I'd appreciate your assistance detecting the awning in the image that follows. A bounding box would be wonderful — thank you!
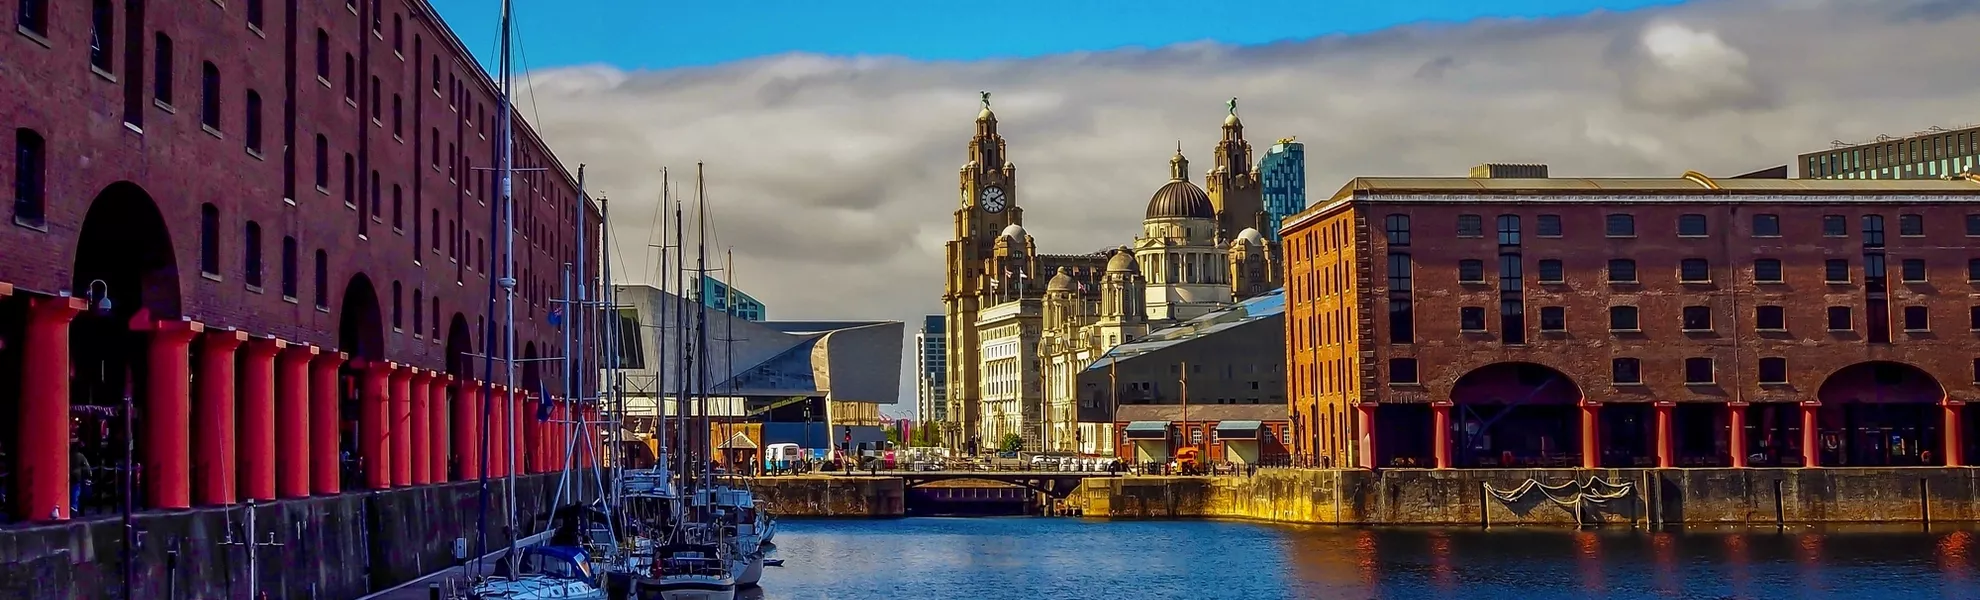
[1215,420,1263,440]
[1124,421,1169,440]
[717,432,759,450]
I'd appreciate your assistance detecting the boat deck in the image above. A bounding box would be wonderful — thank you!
[357,531,555,600]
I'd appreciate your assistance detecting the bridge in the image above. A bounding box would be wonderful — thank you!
[820,470,1121,500]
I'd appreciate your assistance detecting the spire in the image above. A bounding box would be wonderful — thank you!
[1169,142,1189,182]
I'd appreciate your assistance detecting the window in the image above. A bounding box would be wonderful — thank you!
[370,0,381,32]
[1680,305,1713,331]
[1863,215,1885,247]
[314,250,329,308]
[1971,258,1980,282]
[1826,306,1852,331]
[1754,258,1783,283]
[1608,259,1637,283]
[392,185,403,229]
[13,128,46,225]
[90,0,114,70]
[1611,358,1641,385]
[245,90,263,152]
[1609,305,1639,331]
[369,170,381,217]
[391,281,402,330]
[1387,253,1411,292]
[342,154,355,205]
[392,94,403,137]
[430,297,440,337]
[1498,254,1523,291]
[153,33,174,104]
[1460,307,1486,331]
[344,53,357,101]
[1458,259,1485,283]
[393,14,403,53]
[1900,214,1924,237]
[1752,214,1780,237]
[1822,215,1847,237]
[1605,214,1635,237]
[281,237,298,298]
[431,209,441,251]
[314,135,329,188]
[1967,214,1980,237]
[1903,306,1929,331]
[1456,214,1482,238]
[1539,306,1565,331]
[248,0,264,29]
[200,62,221,129]
[412,289,423,336]
[1758,358,1787,384]
[1496,215,1521,245]
[1684,357,1714,384]
[1538,259,1563,283]
[432,56,441,92]
[1825,259,1850,283]
[1901,258,1926,282]
[243,221,263,287]
[430,128,439,166]
[1389,359,1418,385]
[199,204,220,275]
[316,30,331,80]
[1971,306,1980,331]
[1679,258,1710,283]
[17,0,47,35]
[1537,214,1562,237]
[1756,305,1786,330]
[1384,214,1410,246]
[370,76,381,121]
[1678,214,1708,237]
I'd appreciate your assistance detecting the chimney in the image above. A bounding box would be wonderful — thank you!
[1469,163,1549,179]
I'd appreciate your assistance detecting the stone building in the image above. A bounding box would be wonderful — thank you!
[943,96,1282,453]
[1282,166,1980,470]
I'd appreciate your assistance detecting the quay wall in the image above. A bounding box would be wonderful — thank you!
[1077,468,1980,526]
[749,476,905,518]
[0,474,583,600]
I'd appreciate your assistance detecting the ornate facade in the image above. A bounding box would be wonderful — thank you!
[943,96,1283,453]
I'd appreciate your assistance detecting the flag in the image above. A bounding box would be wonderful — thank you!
[1016,269,1029,279]
[990,278,1001,289]
[547,306,564,327]
[1003,268,1012,279]
[1076,281,1087,293]
[536,380,553,422]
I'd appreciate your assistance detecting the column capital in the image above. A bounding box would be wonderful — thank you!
[1430,401,1453,408]
[1800,400,1822,407]
[1728,401,1751,408]
[244,335,287,358]
[28,294,86,322]
[1356,402,1380,409]
[153,319,206,343]
[0,281,14,297]
[1944,399,1966,407]
[1653,401,1676,408]
[280,343,321,364]
[201,327,249,349]
[1580,400,1602,408]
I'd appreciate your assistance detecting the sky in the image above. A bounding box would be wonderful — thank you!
[430,0,1980,419]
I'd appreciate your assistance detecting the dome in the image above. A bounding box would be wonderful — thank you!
[978,107,995,121]
[1046,267,1076,292]
[1236,228,1264,245]
[1145,180,1214,220]
[1224,113,1241,127]
[1000,224,1027,240]
[1106,247,1139,272]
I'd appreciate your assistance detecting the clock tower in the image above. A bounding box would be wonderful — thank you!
[942,93,1021,452]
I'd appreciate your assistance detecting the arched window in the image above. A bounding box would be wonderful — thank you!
[430,297,440,337]
[13,128,46,225]
[392,184,403,230]
[315,29,330,79]
[343,53,355,101]
[17,0,47,36]
[244,221,263,287]
[281,236,298,298]
[200,62,221,129]
[391,281,403,330]
[343,153,355,206]
[153,33,174,104]
[246,0,264,29]
[313,249,329,308]
[90,0,114,70]
[369,170,381,217]
[412,289,423,337]
[245,90,263,152]
[199,204,221,275]
[370,76,380,121]
[392,14,403,54]
[391,94,402,137]
[314,134,329,188]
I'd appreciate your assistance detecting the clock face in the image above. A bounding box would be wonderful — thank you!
[980,186,1007,213]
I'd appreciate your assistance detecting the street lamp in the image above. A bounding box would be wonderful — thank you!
[85,279,113,316]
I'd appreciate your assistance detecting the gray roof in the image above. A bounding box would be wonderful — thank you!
[1086,287,1286,372]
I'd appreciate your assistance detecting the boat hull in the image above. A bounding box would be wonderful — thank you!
[732,553,764,587]
[633,578,736,600]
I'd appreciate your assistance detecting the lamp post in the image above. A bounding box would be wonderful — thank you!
[83,280,135,600]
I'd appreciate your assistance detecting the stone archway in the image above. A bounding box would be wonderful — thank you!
[336,274,385,489]
[445,313,475,380]
[1815,361,1947,466]
[1448,362,1584,468]
[67,181,183,512]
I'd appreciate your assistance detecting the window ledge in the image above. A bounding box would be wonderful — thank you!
[372,118,382,127]
[1681,328,1714,333]
[1756,328,1788,333]
[1902,280,1926,285]
[1679,280,1712,285]
[154,99,177,114]
[247,24,266,39]
[1826,281,1851,285]
[318,76,332,89]
[1684,381,1716,387]
[245,284,264,294]
[345,97,359,108]
[1609,280,1640,285]
[1903,328,1931,333]
[282,295,298,304]
[1613,382,1645,387]
[1678,234,1708,239]
[90,66,117,83]
[202,124,224,139]
[283,196,296,206]
[1610,328,1643,333]
[123,121,144,135]
[247,148,265,161]
[1606,235,1638,239]
[1825,329,1853,333]
[17,26,50,48]
[1751,234,1782,239]
[316,305,330,313]
[13,215,49,231]
[201,272,223,282]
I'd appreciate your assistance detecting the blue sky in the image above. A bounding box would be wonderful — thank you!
[430,0,1684,72]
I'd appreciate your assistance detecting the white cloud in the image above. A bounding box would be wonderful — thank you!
[513,0,1980,415]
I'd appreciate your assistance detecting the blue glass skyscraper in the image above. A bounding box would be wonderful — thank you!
[1258,139,1306,241]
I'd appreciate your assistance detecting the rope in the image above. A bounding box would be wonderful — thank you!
[1484,477,1634,508]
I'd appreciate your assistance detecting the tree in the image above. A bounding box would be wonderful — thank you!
[998,433,1024,454]
[886,427,903,447]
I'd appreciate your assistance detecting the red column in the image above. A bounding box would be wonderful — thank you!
[455,382,483,479]
[430,374,452,483]
[145,320,202,509]
[1944,399,1965,468]
[16,296,84,521]
[390,367,415,487]
[410,370,432,485]
[1431,401,1452,469]
[276,344,317,498]
[584,405,600,467]
[360,361,393,490]
[1356,402,1378,469]
[1727,402,1748,468]
[523,395,542,473]
[238,337,284,501]
[309,352,347,495]
[1579,401,1601,470]
[489,386,509,477]
[1800,401,1821,467]
[194,329,246,506]
[1654,401,1674,469]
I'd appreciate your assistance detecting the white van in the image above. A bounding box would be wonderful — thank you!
[764,443,802,473]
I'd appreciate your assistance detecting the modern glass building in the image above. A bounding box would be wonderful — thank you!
[916,315,948,426]
[1800,124,1980,180]
[689,275,767,321]
[1259,138,1307,241]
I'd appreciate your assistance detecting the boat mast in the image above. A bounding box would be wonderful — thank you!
[495,0,521,568]
[694,162,711,492]
[560,166,588,509]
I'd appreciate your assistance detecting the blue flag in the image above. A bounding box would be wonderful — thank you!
[547,306,564,327]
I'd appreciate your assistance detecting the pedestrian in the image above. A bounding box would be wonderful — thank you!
[71,440,91,516]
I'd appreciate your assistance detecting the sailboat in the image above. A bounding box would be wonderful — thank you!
[464,0,605,597]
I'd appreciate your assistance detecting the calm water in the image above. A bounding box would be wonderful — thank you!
[744,518,1980,600]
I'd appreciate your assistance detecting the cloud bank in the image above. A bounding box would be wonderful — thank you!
[514,0,1980,413]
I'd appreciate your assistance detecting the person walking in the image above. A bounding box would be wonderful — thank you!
[70,439,91,516]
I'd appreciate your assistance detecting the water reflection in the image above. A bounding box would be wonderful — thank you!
[755,519,1980,600]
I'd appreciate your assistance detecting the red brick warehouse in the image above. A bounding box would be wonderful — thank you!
[1283,165,1980,471]
[0,0,604,523]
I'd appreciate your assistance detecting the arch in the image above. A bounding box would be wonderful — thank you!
[1816,361,1946,405]
[1449,362,1583,406]
[1813,361,1947,467]
[68,181,183,511]
[522,342,542,393]
[445,313,474,379]
[337,274,385,360]
[1448,362,1585,468]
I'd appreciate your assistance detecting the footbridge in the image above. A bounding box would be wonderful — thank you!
[822,470,1121,500]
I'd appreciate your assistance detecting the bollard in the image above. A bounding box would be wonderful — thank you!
[430,582,442,600]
